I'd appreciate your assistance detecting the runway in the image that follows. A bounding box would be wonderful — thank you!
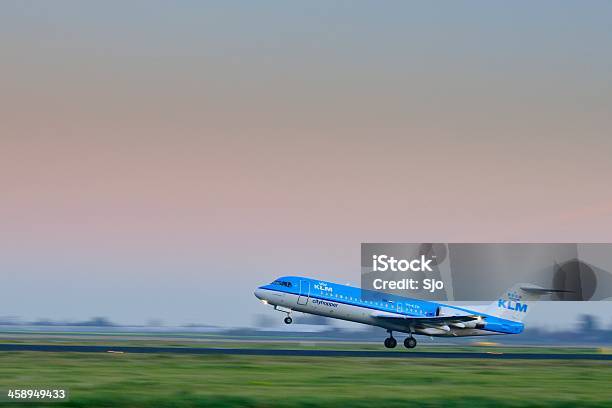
[0,344,610,360]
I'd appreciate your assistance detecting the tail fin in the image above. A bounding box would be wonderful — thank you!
[485,284,571,322]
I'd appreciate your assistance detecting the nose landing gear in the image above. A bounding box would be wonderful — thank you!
[273,305,293,325]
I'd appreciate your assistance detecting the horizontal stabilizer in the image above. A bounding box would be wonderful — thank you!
[519,286,574,295]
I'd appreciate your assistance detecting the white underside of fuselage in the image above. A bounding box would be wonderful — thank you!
[259,288,497,337]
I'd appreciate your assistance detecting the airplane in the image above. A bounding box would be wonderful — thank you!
[254,276,564,349]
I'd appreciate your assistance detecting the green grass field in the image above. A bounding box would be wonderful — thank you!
[1,351,611,407]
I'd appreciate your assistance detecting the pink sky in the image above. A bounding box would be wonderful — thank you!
[1,2,611,326]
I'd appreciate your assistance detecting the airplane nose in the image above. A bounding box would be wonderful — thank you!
[254,288,264,300]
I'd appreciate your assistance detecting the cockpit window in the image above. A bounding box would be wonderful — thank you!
[271,280,292,288]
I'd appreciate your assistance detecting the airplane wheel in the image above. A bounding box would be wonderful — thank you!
[384,337,397,348]
[284,316,292,324]
[404,337,417,349]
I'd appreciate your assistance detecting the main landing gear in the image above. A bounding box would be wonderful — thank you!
[284,316,293,324]
[384,330,397,348]
[383,330,417,349]
[404,335,417,349]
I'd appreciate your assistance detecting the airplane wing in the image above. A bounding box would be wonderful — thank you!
[371,311,480,326]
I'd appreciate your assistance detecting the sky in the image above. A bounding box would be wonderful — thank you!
[1,1,612,328]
